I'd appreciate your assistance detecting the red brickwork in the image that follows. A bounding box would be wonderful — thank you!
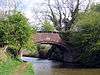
[34,32,64,45]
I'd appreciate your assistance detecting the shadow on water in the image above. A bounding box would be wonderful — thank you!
[22,57,100,75]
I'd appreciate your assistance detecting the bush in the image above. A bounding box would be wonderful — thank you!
[71,10,100,65]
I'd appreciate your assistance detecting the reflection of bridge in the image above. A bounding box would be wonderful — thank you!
[34,32,65,46]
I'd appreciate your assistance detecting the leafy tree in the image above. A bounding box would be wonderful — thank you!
[0,11,36,56]
[91,4,100,12]
[0,20,6,43]
[7,12,35,51]
[32,0,92,31]
[42,20,55,31]
[70,4,100,65]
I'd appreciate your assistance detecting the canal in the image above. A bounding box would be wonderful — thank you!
[22,57,100,75]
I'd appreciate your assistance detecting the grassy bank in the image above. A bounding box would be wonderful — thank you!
[0,59,21,75]
[0,59,34,75]
[0,47,8,64]
[20,63,34,75]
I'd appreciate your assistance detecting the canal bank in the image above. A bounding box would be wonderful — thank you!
[0,59,34,75]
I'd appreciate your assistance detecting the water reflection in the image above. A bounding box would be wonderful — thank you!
[22,57,100,75]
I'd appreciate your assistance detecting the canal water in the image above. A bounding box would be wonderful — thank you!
[22,57,100,75]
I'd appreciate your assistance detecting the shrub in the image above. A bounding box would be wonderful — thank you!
[71,10,100,65]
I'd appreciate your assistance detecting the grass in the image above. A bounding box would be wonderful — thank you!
[0,59,21,75]
[0,47,34,75]
[21,63,34,75]
[0,59,34,75]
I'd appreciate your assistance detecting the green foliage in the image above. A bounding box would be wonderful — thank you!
[91,4,100,12]
[60,31,72,43]
[70,5,100,64]
[0,20,8,43]
[7,12,34,50]
[0,11,36,51]
[42,20,55,31]
[0,59,21,75]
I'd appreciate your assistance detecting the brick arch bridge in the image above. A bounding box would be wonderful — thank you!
[34,31,66,47]
[33,31,75,62]
[32,31,78,62]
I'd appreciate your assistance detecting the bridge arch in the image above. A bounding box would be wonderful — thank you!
[34,32,66,47]
[33,32,73,62]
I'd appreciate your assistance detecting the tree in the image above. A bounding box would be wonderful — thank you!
[48,0,93,31]
[70,4,100,65]
[0,20,7,44]
[32,0,92,31]
[0,0,23,18]
[7,12,34,51]
[91,4,100,12]
[0,11,35,58]
[41,20,55,31]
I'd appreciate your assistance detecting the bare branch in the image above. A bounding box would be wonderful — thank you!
[31,0,92,31]
[84,0,91,12]
[48,0,60,30]
[56,0,62,28]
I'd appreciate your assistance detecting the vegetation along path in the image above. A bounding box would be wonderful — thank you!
[12,62,34,75]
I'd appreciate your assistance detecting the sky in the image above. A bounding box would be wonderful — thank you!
[19,0,46,24]
[94,0,100,3]
[0,0,100,24]
[20,0,100,23]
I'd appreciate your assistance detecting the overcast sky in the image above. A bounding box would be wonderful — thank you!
[0,0,100,24]
[20,0,100,23]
